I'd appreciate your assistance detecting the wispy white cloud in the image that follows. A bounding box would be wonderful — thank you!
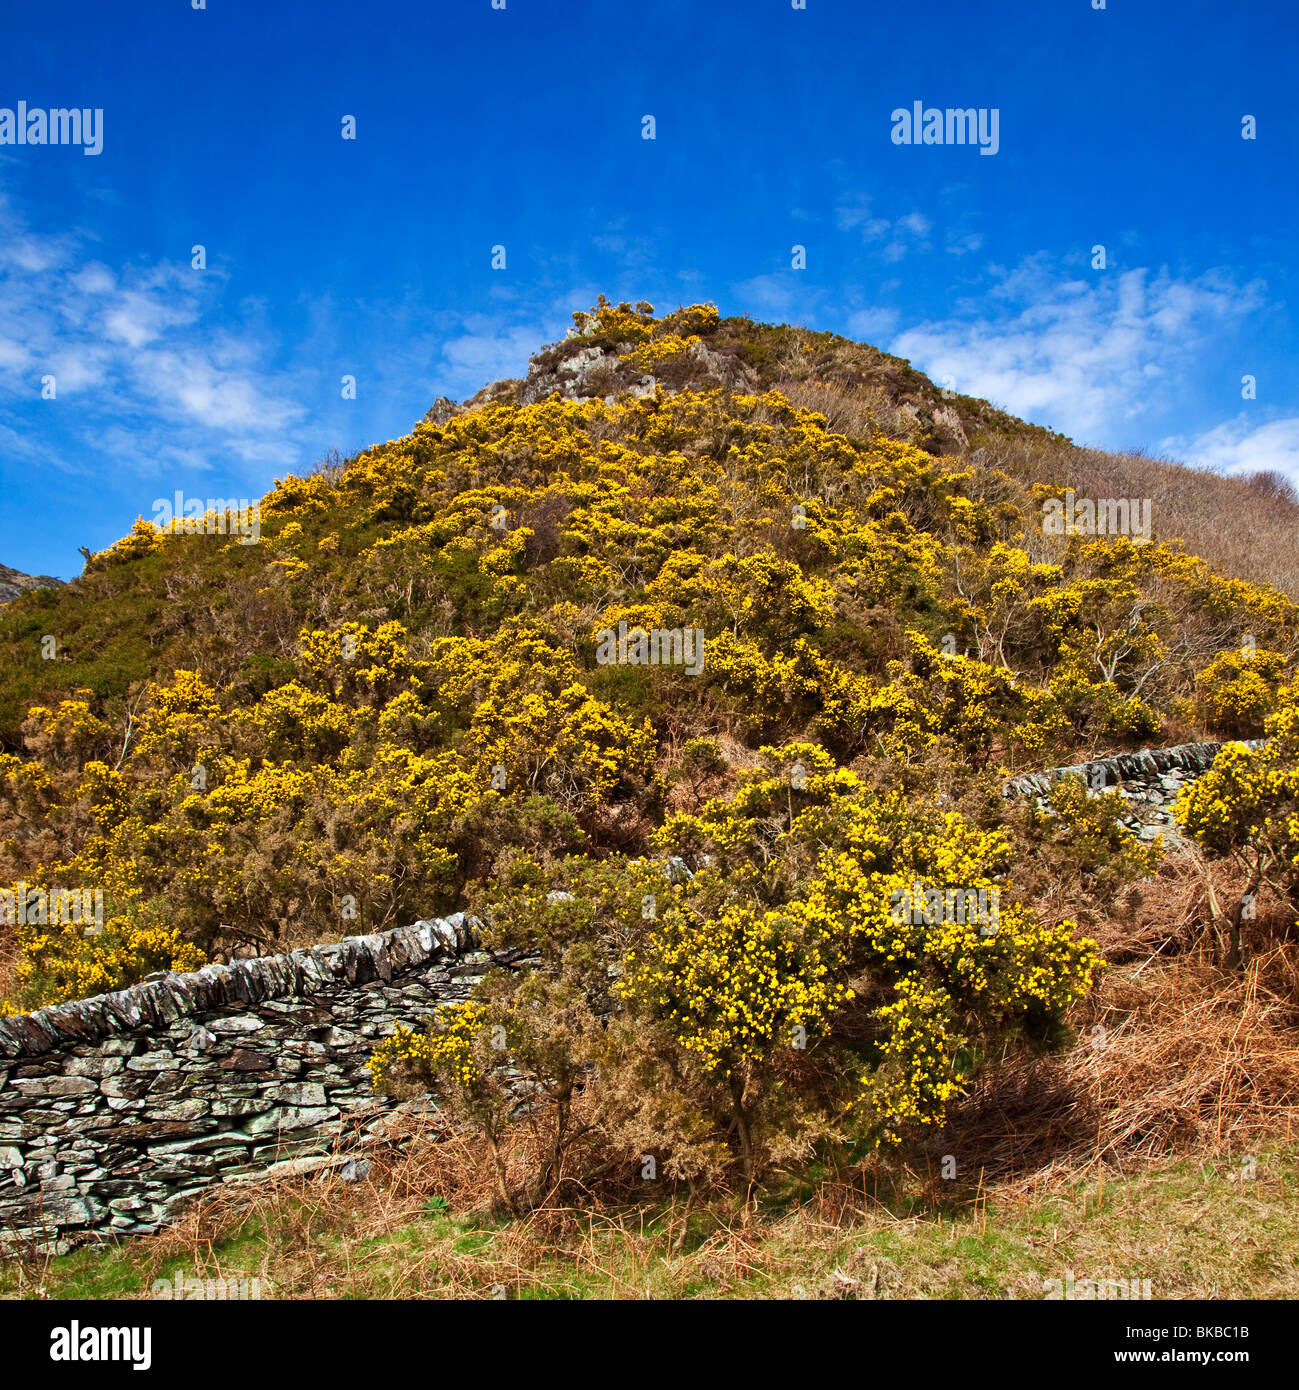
[888,261,1265,442]
[730,273,806,321]
[102,284,196,349]
[131,345,303,439]
[1163,414,1299,480]
[946,230,983,257]
[845,307,900,342]
[0,197,307,473]
[835,197,933,261]
[437,317,547,391]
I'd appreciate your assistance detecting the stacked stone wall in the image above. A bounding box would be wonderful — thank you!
[0,916,486,1254]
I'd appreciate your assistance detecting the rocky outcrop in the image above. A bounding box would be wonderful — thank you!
[0,915,500,1255]
[516,333,756,408]
[421,396,460,426]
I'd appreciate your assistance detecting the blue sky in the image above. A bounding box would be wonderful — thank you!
[1,0,1296,580]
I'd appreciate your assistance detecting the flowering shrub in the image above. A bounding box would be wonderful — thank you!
[368,1006,487,1095]
[620,333,700,375]
[621,747,1104,1161]
[367,967,604,1214]
[1022,773,1163,902]
[1176,680,1299,964]
[11,908,205,1006]
[1195,647,1288,736]
[619,902,851,1076]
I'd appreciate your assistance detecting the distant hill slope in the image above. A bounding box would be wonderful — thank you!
[0,563,65,606]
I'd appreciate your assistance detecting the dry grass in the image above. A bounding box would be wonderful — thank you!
[0,929,18,1007]
[770,377,923,445]
[930,857,1299,1184]
[8,1123,1297,1300]
[763,370,1299,597]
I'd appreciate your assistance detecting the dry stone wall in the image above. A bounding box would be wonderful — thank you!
[1002,739,1266,840]
[0,914,494,1255]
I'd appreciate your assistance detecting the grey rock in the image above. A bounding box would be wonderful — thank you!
[107,1195,148,1213]
[183,1026,217,1053]
[100,1076,150,1099]
[39,1195,103,1226]
[126,1051,177,1072]
[209,1098,273,1119]
[267,1083,326,1107]
[63,1056,124,1079]
[206,1015,266,1035]
[11,1076,97,1099]
[243,1105,338,1136]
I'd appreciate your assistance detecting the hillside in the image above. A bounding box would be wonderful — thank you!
[2,299,1298,990]
[3,301,1299,1265]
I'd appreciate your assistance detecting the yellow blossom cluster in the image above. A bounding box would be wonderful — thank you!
[9,911,205,1007]
[619,903,852,1075]
[366,1004,489,1093]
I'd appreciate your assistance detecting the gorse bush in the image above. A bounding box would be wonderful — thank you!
[1176,678,1299,965]
[1195,646,1288,737]
[368,746,1106,1197]
[6,911,204,1009]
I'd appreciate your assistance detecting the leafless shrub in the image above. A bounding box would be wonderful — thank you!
[309,447,348,487]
